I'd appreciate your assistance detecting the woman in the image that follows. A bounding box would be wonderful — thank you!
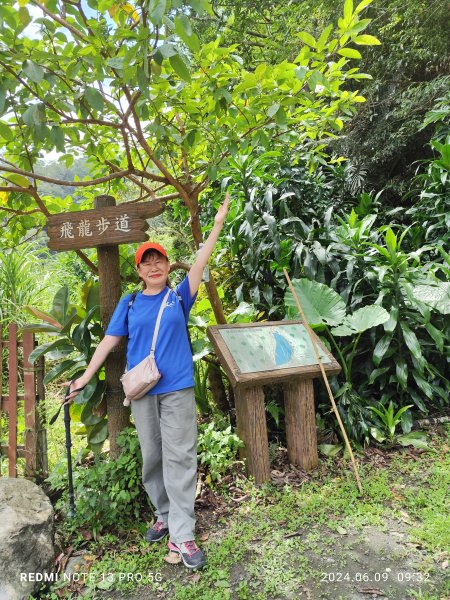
[64,193,229,570]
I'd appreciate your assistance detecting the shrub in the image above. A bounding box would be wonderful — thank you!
[197,420,244,483]
[48,427,147,538]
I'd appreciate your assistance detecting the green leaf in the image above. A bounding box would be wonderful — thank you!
[344,305,389,333]
[383,305,398,333]
[28,339,73,364]
[397,432,429,449]
[297,31,317,48]
[369,426,385,443]
[284,278,346,326]
[412,282,450,314]
[174,13,192,37]
[373,333,392,366]
[385,227,397,254]
[50,126,65,152]
[395,358,408,390]
[87,419,108,445]
[424,322,444,352]
[106,57,125,69]
[157,43,177,58]
[148,0,167,26]
[330,324,354,337]
[337,48,362,59]
[169,54,191,82]
[319,444,343,457]
[7,173,31,187]
[22,104,45,126]
[412,372,434,399]
[355,0,373,14]
[22,60,45,83]
[74,376,98,404]
[343,0,353,21]
[353,34,381,45]
[84,87,104,112]
[400,322,423,362]
[51,286,70,325]
[267,102,280,118]
[0,121,13,141]
[43,359,79,384]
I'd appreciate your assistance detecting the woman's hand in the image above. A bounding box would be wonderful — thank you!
[60,376,88,404]
[214,191,229,228]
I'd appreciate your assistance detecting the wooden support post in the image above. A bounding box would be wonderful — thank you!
[23,331,37,478]
[36,355,48,478]
[94,195,129,458]
[8,324,18,477]
[234,386,270,484]
[284,379,318,470]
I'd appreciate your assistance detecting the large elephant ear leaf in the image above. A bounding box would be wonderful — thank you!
[284,278,346,326]
[412,282,450,314]
[344,305,390,333]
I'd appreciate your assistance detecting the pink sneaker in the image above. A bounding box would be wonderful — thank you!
[144,520,169,542]
[168,540,206,569]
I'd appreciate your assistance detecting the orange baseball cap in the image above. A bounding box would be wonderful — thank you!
[135,242,168,266]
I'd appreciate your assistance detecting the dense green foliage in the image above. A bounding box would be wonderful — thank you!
[25,282,109,449]
[47,427,146,537]
[197,0,450,197]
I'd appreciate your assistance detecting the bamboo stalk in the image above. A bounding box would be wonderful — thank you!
[283,268,363,494]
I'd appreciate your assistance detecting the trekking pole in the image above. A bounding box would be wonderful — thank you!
[283,268,363,494]
[63,401,76,518]
[50,380,84,517]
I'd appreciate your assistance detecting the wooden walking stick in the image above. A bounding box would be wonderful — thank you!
[283,268,363,494]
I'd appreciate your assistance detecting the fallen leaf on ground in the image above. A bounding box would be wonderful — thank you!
[188,573,201,583]
[164,551,181,565]
[357,587,386,596]
[336,526,348,535]
[198,532,209,541]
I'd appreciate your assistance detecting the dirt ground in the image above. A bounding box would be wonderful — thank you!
[94,513,448,600]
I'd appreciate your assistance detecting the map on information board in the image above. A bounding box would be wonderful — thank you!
[220,323,331,374]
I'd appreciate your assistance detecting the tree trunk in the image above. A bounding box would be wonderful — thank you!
[94,195,130,458]
[207,361,230,414]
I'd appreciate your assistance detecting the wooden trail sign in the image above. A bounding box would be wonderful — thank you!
[208,320,341,484]
[47,199,164,250]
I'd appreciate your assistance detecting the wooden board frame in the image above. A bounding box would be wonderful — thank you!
[207,320,341,388]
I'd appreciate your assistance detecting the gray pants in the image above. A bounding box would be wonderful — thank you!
[131,387,197,544]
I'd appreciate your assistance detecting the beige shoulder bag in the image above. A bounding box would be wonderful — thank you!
[121,288,171,407]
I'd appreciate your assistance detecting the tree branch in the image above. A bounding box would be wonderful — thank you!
[128,107,191,204]
[0,163,131,188]
[75,249,99,275]
[61,117,122,128]
[30,0,88,42]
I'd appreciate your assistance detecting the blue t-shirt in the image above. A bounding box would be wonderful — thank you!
[106,276,197,395]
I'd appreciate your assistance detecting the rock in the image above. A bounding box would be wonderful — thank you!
[0,478,55,600]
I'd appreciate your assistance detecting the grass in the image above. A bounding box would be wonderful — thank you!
[33,424,449,600]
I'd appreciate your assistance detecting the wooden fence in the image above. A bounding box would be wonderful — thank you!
[0,323,48,479]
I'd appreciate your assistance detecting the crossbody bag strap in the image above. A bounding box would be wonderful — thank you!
[150,288,171,355]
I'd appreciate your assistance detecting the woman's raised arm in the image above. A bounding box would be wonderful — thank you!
[188,192,229,297]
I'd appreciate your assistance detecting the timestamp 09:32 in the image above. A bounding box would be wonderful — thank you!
[320,571,431,583]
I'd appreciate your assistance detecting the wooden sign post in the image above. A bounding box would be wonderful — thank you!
[46,196,164,456]
[207,321,341,484]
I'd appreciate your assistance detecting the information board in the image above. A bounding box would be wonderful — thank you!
[207,320,341,387]
[220,323,331,373]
